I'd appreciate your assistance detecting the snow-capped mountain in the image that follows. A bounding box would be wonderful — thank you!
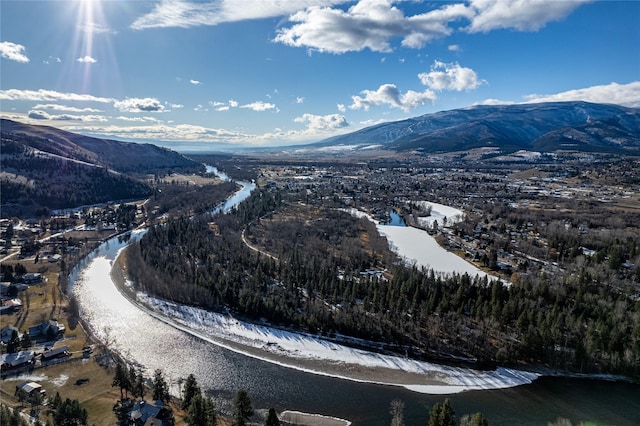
[313,102,640,155]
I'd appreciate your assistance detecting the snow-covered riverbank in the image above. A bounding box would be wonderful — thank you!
[133,291,538,394]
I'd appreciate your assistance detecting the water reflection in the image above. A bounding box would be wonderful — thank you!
[381,211,407,227]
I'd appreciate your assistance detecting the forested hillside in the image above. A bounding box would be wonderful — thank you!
[1,139,152,217]
[1,119,203,175]
[125,187,640,377]
[0,121,210,217]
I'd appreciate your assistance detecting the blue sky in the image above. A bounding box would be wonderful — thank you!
[1,0,639,149]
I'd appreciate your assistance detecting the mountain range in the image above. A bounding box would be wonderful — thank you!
[1,119,201,175]
[314,101,640,155]
[1,119,203,217]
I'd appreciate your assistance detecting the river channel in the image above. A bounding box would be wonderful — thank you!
[69,173,640,425]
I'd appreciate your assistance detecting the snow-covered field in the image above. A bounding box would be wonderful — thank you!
[136,293,538,394]
[415,201,465,229]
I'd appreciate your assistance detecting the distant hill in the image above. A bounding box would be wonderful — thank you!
[0,119,204,217]
[313,102,640,156]
[0,119,203,175]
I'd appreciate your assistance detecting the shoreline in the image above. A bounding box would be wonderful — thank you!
[110,251,449,388]
[108,247,540,394]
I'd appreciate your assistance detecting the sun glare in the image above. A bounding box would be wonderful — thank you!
[62,0,121,95]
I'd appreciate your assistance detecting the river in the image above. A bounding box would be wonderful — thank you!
[69,173,640,425]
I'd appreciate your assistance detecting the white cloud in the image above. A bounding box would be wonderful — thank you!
[27,110,51,120]
[294,113,349,132]
[476,98,515,106]
[116,116,163,123]
[131,0,345,30]
[274,0,473,54]
[448,44,461,51]
[28,110,107,122]
[43,56,62,64]
[190,79,202,85]
[524,81,640,108]
[350,83,436,112]
[466,0,592,33]
[240,101,277,111]
[0,89,114,103]
[64,122,248,144]
[476,81,640,108]
[209,101,230,111]
[131,0,591,54]
[76,55,97,63]
[337,103,346,112]
[273,0,589,54]
[33,104,102,113]
[348,61,481,112]
[296,97,304,104]
[78,22,116,34]
[418,61,484,91]
[359,118,390,126]
[114,97,166,112]
[228,99,239,107]
[0,41,30,63]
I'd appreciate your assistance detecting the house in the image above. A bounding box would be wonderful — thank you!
[41,345,70,362]
[0,324,21,344]
[21,273,43,285]
[28,320,65,338]
[0,298,22,314]
[0,350,35,371]
[130,400,172,426]
[15,381,46,398]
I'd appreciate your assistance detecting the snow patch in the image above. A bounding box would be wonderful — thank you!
[51,374,69,387]
[135,293,538,393]
[415,201,464,228]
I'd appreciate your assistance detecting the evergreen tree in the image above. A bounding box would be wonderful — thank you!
[233,389,254,426]
[49,391,62,410]
[128,365,138,398]
[20,333,31,349]
[30,390,44,417]
[113,399,131,426]
[460,412,489,426]
[186,393,216,426]
[53,398,88,426]
[152,369,170,404]
[133,370,146,399]
[427,399,455,426]
[181,373,200,410]
[440,398,456,426]
[264,408,279,426]
[112,362,130,399]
